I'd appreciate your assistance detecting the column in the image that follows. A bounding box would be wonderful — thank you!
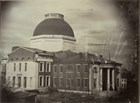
[100,68,102,91]
[112,69,115,90]
[89,67,92,93]
[107,69,110,91]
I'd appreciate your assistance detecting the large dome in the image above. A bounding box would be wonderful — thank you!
[33,13,74,37]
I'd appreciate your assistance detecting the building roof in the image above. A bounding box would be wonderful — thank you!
[53,50,78,62]
[54,52,99,64]
[98,55,122,65]
[33,13,74,37]
[11,46,53,56]
[53,51,122,66]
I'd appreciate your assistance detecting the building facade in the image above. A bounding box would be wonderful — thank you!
[6,47,53,90]
[52,52,122,93]
[5,13,122,93]
[1,58,7,85]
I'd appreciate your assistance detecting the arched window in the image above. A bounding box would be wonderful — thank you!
[94,67,98,73]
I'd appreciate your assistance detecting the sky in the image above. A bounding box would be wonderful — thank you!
[0,0,137,67]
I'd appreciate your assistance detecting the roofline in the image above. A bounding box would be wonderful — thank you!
[8,46,36,56]
[100,62,122,66]
[53,60,92,64]
[30,35,76,41]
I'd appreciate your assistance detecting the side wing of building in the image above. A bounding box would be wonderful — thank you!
[6,47,53,90]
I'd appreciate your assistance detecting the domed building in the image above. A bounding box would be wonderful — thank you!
[30,13,76,52]
[5,13,122,94]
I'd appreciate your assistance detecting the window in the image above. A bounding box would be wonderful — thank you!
[18,77,21,87]
[121,84,124,88]
[67,65,73,72]
[60,66,63,72]
[76,65,80,73]
[54,66,57,72]
[46,76,50,86]
[77,78,80,86]
[54,78,57,86]
[30,77,32,87]
[66,79,70,87]
[39,76,43,87]
[124,79,127,82]
[117,78,119,86]
[22,58,24,61]
[59,78,63,87]
[84,65,88,73]
[19,63,21,71]
[94,79,97,88]
[27,57,30,60]
[44,62,46,72]
[25,63,27,71]
[14,63,16,71]
[84,79,88,87]
[124,84,127,88]
[71,79,73,86]
[94,67,98,73]
[11,58,13,61]
[40,62,43,72]
[24,77,27,88]
[13,77,15,87]
[46,63,50,72]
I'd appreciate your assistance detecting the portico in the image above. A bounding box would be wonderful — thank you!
[100,64,116,91]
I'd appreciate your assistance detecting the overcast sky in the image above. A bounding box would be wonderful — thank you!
[0,0,135,67]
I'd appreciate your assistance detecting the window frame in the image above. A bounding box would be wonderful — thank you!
[18,77,21,87]
[94,67,98,73]
[39,62,44,72]
[77,78,80,86]
[13,76,15,87]
[76,64,81,73]
[46,76,50,86]
[14,63,16,71]
[84,64,88,73]
[54,65,57,72]
[19,63,21,71]
[25,63,27,71]
[46,63,50,72]
[24,77,27,88]
[53,77,57,86]
[59,77,63,87]
[30,77,32,87]
[94,78,97,88]
[39,76,44,87]
[66,79,70,87]
[60,65,63,73]
[84,78,88,87]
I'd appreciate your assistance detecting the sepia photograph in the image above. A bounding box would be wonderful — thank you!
[0,0,139,103]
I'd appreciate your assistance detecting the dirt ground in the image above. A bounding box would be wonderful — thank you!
[35,92,129,103]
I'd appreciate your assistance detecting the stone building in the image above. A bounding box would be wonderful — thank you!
[5,13,122,93]
[1,58,7,85]
[52,52,122,93]
[6,47,53,90]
